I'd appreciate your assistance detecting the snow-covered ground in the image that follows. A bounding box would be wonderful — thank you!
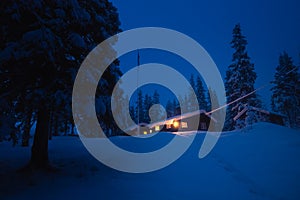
[1,123,300,199]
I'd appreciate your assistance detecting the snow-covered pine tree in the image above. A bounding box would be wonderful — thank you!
[152,90,160,105]
[195,75,208,111]
[245,106,256,128]
[149,90,165,122]
[143,94,153,123]
[207,87,225,131]
[129,105,136,124]
[166,100,173,118]
[0,0,121,168]
[207,87,217,112]
[172,98,179,115]
[135,90,144,123]
[0,98,18,144]
[187,74,198,112]
[164,98,179,118]
[271,52,300,128]
[297,55,300,127]
[183,95,189,114]
[224,24,261,130]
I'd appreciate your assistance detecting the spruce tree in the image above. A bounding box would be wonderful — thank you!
[195,76,208,111]
[172,98,179,115]
[135,90,144,123]
[129,105,136,124]
[149,90,164,122]
[0,0,121,168]
[166,100,173,118]
[152,90,160,105]
[224,24,260,130]
[188,74,198,111]
[297,55,300,127]
[143,94,153,123]
[271,52,299,128]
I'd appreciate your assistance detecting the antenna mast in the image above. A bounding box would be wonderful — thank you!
[137,50,140,134]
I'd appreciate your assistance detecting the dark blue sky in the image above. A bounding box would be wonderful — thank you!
[110,0,300,108]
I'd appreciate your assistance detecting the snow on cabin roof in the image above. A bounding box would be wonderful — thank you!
[233,105,287,121]
[233,107,248,121]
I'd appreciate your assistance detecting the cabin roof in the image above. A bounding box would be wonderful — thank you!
[233,105,287,121]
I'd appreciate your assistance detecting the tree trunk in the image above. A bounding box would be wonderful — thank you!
[30,105,50,168]
[48,110,53,140]
[22,110,32,147]
[53,113,59,136]
[71,122,75,135]
[64,119,68,136]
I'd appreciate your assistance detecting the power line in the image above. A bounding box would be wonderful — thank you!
[208,65,299,114]
[207,84,269,114]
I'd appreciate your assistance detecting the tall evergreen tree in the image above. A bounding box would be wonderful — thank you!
[188,74,198,111]
[135,90,144,123]
[129,105,136,123]
[152,90,160,105]
[271,52,300,128]
[206,88,212,112]
[149,90,164,122]
[183,95,189,113]
[207,87,225,131]
[297,55,300,127]
[195,75,208,111]
[143,94,153,123]
[166,100,173,118]
[165,98,179,118]
[224,24,261,130]
[0,0,121,168]
[172,98,179,115]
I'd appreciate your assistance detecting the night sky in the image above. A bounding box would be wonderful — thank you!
[110,0,300,108]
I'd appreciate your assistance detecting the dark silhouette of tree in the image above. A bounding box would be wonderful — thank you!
[143,94,153,123]
[0,0,121,169]
[195,75,208,111]
[224,24,261,130]
[129,105,136,124]
[166,100,173,118]
[152,90,160,105]
[173,98,179,115]
[135,90,144,123]
[188,74,198,111]
[271,52,300,128]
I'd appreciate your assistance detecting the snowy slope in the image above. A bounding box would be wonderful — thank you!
[0,123,300,200]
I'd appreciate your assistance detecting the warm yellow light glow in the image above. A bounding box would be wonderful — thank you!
[173,121,179,128]
[155,125,160,131]
[143,131,147,135]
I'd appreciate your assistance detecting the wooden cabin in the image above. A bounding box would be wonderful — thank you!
[148,110,216,133]
[233,105,286,126]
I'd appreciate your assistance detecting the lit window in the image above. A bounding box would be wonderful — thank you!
[155,126,160,131]
[143,131,147,135]
[173,121,179,128]
[181,122,188,128]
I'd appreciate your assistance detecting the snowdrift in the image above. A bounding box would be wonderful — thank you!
[0,122,300,199]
